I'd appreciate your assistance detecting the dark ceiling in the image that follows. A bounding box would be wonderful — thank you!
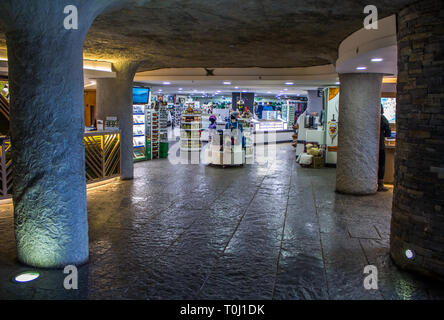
[0,0,416,72]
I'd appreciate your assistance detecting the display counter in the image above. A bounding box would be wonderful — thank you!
[0,131,121,200]
[206,129,253,166]
[251,119,293,144]
[84,131,121,183]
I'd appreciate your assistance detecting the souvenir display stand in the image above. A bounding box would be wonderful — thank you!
[180,109,202,164]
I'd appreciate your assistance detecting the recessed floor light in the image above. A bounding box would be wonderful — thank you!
[14,272,40,283]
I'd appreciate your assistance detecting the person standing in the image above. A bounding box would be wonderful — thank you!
[378,105,392,192]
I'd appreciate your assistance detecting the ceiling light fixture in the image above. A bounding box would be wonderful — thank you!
[285,82,294,85]
[223,82,231,85]
[371,58,384,62]
[356,66,367,70]
[163,82,171,85]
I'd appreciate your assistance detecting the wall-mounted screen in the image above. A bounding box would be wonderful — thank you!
[133,87,150,104]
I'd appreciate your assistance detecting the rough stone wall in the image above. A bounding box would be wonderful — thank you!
[97,61,139,180]
[336,73,383,195]
[390,0,444,279]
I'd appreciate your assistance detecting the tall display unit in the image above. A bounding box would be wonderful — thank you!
[132,87,150,161]
[180,108,202,164]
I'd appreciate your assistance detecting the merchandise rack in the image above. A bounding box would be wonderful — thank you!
[180,112,202,163]
[133,104,147,161]
[150,110,160,159]
[159,106,168,142]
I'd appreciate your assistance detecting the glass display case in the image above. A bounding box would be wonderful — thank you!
[251,119,288,132]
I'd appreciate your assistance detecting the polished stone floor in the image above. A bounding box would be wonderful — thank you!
[0,144,443,300]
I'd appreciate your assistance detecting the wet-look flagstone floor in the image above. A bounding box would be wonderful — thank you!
[0,144,443,299]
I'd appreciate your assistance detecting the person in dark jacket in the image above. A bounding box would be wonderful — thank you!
[378,105,392,192]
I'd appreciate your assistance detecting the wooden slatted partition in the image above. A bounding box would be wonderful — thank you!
[0,95,9,121]
[0,132,121,200]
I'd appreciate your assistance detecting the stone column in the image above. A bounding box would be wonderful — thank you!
[390,0,444,279]
[336,73,383,195]
[96,61,139,180]
[0,0,116,268]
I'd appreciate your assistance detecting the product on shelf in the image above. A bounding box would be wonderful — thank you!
[180,111,202,162]
[133,104,147,161]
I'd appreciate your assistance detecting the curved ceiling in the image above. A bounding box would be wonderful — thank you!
[0,0,415,72]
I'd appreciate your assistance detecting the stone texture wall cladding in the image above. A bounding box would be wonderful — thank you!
[336,73,383,195]
[97,61,139,181]
[390,0,444,280]
[0,0,120,268]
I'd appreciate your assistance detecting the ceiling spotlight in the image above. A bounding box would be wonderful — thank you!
[223,82,231,85]
[371,58,384,62]
[234,87,239,89]
[163,82,171,85]
[356,66,367,70]
[285,82,294,85]
[14,272,40,283]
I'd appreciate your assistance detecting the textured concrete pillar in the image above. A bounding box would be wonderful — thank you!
[307,90,323,114]
[96,61,139,180]
[0,0,116,268]
[336,73,383,195]
[390,0,444,280]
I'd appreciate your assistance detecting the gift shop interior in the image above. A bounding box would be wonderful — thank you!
[1,1,443,301]
[80,76,397,174]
